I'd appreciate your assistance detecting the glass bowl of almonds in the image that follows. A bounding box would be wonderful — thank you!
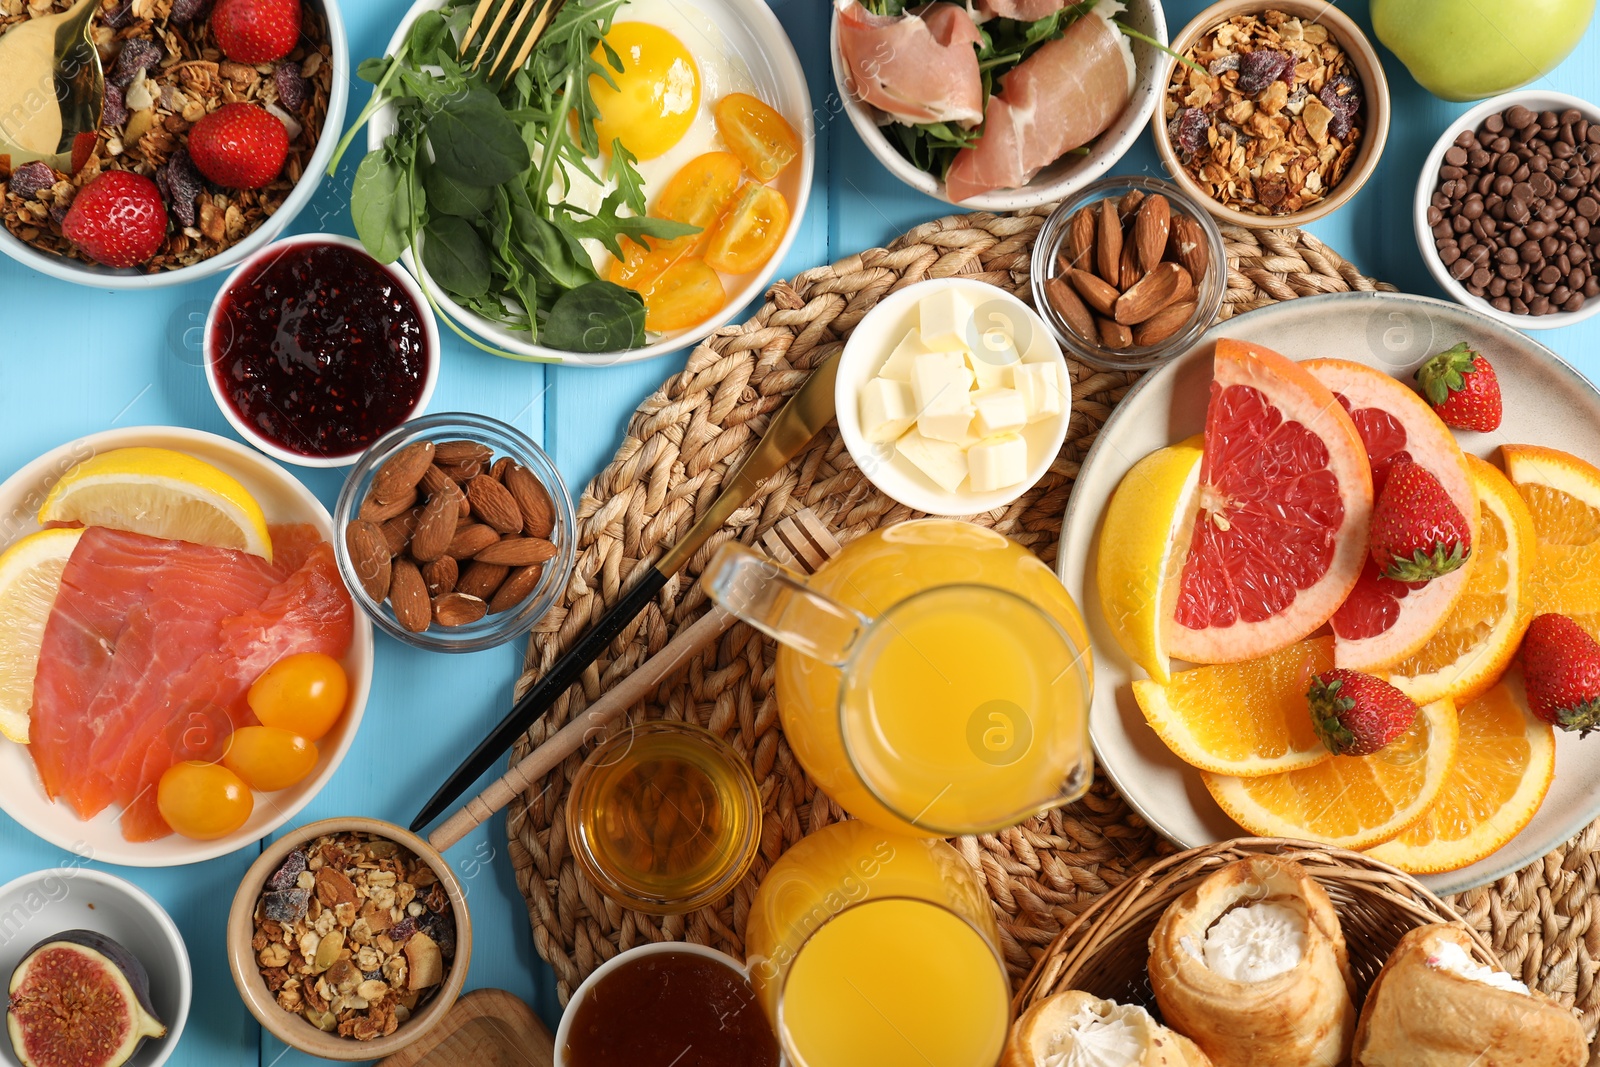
[334,412,577,653]
[1032,175,1227,371]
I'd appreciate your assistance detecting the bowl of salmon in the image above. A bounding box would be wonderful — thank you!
[0,426,374,867]
[830,0,1168,210]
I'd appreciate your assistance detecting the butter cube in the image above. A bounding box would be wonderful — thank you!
[966,329,1021,389]
[1011,361,1065,424]
[859,378,916,444]
[897,431,969,493]
[911,351,976,443]
[972,387,1027,438]
[968,434,1029,492]
[879,330,934,382]
[919,289,976,352]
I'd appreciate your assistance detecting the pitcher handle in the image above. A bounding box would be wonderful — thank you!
[701,542,867,667]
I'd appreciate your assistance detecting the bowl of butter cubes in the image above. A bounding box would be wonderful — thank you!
[834,277,1073,516]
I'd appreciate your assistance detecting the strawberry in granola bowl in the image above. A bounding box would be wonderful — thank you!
[0,0,347,287]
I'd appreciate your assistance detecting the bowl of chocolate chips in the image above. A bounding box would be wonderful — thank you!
[1416,90,1600,330]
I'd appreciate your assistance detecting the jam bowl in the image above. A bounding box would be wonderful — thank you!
[204,233,440,468]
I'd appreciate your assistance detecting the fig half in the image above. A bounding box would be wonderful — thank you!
[6,930,166,1067]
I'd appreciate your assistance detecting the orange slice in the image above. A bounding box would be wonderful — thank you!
[1501,443,1600,637]
[1303,359,1477,671]
[1165,339,1373,664]
[1132,637,1333,776]
[1367,670,1553,874]
[1203,696,1458,850]
[1385,456,1535,707]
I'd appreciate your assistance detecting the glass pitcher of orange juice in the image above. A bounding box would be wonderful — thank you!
[746,819,1011,1067]
[702,518,1093,837]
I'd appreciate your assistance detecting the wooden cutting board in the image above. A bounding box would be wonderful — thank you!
[378,988,556,1067]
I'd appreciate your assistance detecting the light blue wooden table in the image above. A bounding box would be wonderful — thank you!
[1,1,1597,1063]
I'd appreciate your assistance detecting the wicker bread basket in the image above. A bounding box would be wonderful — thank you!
[1012,838,1499,1016]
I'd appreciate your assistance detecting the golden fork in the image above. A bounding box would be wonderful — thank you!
[458,0,566,79]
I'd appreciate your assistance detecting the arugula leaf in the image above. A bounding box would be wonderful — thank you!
[607,139,649,216]
[428,90,531,186]
[423,216,493,299]
[555,192,699,259]
[543,281,646,352]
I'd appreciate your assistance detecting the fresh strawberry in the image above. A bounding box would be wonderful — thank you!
[1521,614,1600,736]
[188,103,289,189]
[1369,460,1473,582]
[1307,668,1419,756]
[1415,343,1503,432]
[60,170,168,268]
[210,0,301,64]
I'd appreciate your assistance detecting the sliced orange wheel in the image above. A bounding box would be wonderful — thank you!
[1501,443,1600,637]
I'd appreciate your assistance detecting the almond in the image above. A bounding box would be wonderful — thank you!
[1168,214,1210,284]
[1044,276,1096,341]
[1117,188,1146,224]
[358,487,416,524]
[1063,206,1096,272]
[433,440,493,467]
[344,521,391,602]
[1169,264,1195,307]
[1134,194,1171,275]
[489,564,544,614]
[1097,316,1133,350]
[388,558,431,633]
[433,593,487,628]
[1114,262,1188,325]
[474,537,558,567]
[409,491,459,563]
[457,561,509,600]
[419,465,455,498]
[446,523,501,560]
[1133,300,1199,347]
[504,463,556,538]
[1119,237,1143,291]
[466,475,524,535]
[422,555,458,598]
[491,456,512,483]
[438,458,488,484]
[1095,197,1122,285]
[380,509,420,556]
[1070,268,1121,317]
[369,441,435,505]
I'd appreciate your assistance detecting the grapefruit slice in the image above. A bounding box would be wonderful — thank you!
[1303,359,1478,671]
[1164,340,1374,664]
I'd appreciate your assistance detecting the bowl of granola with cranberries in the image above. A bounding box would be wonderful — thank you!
[0,0,346,287]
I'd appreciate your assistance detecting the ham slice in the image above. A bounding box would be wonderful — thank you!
[836,0,984,126]
[943,9,1134,202]
[975,0,1069,20]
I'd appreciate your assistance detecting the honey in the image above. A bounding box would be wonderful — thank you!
[566,720,761,914]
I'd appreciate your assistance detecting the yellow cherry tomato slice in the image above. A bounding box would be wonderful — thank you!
[641,257,725,332]
[222,726,319,792]
[609,235,698,291]
[157,761,254,841]
[248,652,349,742]
[714,93,800,182]
[652,151,744,236]
[704,184,790,276]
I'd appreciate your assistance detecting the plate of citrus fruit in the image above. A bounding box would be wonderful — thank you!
[0,427,373,866]
[1061,291,1600,894]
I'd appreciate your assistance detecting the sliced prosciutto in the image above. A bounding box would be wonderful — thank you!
[975,0,1070,20]
[836,0,984,126]
[943,7,1135,202]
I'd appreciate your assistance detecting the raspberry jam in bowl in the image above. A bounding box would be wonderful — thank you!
[205,234,439,468]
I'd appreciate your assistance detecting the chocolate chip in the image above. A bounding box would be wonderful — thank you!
[1507,105,1536,129]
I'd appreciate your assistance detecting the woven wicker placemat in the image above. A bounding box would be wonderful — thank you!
[504,206,1600,1036]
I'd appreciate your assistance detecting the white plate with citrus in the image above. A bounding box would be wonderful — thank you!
[0,427,373,867]
[1060,291,1600,895]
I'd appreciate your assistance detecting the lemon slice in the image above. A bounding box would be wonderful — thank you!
[39,447,271,560]
[1097,437,1202,683]
[0,528,85,744]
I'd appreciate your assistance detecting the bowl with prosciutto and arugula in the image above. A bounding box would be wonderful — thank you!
[832,0,1167,210]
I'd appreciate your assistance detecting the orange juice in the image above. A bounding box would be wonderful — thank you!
[746,821,1010,1067]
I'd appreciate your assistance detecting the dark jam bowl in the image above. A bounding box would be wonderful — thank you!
[205,234,439,468]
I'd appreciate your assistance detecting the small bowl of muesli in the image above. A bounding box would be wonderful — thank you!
[0,0,347,288]
[1153,1,1390,228]
[226,817,471,1061]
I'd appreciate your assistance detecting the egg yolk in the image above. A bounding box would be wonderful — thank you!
[589,22,700,161]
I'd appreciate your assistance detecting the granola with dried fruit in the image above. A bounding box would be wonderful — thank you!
[0,0,331,272]
[1164,10,1363,217]
[254,831,456,1041]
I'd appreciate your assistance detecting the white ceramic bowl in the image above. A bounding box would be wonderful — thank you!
[835,277,1070,516]
[553,942,750,1067]
[0,426,374,866]
[0,0,349,290]
[367,0,813,366]
[204,233,440,468]
[1414,89,1600,331]
[830,0,1166,211]
[0,868,191,1067]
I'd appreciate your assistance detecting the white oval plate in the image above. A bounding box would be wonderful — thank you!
[0,427,374,867]
[367,0,813,366]
[1058,291,1600,896]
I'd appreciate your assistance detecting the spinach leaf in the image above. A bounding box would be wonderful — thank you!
[543,281,645,353]
[407,10,451,63]
[427,89,531,187]
[351,148,413,263]
[423,216,493,299]
[357,56,392,85]
[423,162,496,217]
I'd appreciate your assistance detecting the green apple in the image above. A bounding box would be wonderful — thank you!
[1371,0,1596,102]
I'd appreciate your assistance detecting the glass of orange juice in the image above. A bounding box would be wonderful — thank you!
[746,820,1010,1067]
[702,518,1093,836]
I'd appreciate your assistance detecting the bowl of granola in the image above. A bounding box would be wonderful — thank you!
[0,0,347,288]
[1153,2,1390,228]
[226,818,470,1061]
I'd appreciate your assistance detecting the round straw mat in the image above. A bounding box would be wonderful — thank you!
[505,206,1600,1037]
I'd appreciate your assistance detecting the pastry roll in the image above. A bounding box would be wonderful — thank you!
[1352,924,1586,1066]
[1147,856,1356,1067]
[1001,991,1212,1067]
